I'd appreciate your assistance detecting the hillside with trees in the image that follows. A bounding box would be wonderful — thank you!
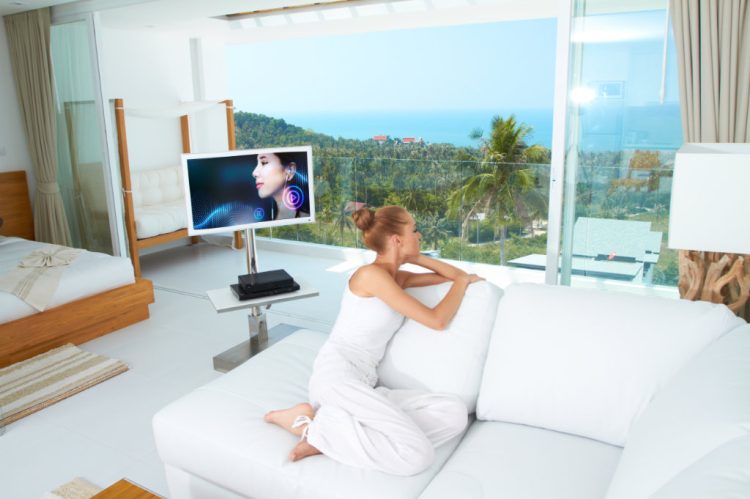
[234,111,678,286]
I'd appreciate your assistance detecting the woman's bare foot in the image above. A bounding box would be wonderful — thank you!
[264,403,315,436]
[289,439,322,462]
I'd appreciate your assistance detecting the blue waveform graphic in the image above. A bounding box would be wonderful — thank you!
[194,202,255,229]
[293,171,308,184]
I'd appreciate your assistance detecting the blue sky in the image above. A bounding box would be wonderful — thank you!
[227,18,558,114]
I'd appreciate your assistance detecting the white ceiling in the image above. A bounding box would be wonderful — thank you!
[2,0,665,39]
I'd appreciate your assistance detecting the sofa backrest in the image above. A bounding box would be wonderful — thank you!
[131,166,184,208]
[604,324,750,499]
[377,280,504,413]
[475,283,744,446]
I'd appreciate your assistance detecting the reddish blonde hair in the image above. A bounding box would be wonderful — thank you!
[352,205,410,253]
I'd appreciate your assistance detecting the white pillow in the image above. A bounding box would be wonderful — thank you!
[605,326,750,499]
[377,280,503,412]
[476,283,744,446]
[648,435,750,499]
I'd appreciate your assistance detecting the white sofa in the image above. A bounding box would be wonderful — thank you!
[153,282,750,499]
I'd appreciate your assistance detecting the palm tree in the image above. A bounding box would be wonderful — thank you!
[332,200,356,247]
[448,115,546,265]
[418,212,451,250]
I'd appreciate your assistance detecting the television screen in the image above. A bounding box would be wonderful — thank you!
[181,146,315,236]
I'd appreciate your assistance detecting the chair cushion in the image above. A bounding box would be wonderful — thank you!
[134,199,187,239]
[377,281,503,412]
[153,330,465,499]
[131,166,184,208]
[476,283,743,446]
[418,420,622,499]
[604,325,750,499]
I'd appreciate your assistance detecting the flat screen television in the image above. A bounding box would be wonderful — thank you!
[181,146,315,236]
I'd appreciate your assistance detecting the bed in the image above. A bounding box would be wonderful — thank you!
[0,170,154,368]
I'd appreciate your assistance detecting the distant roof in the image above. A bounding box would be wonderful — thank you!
[573,217,662,261]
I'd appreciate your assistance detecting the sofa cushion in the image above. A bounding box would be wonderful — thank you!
[153,329,466,499]
[604,325,750,499]
[131,166,184,208]
[476,283,743,446]
[648,435,750,499]
[418,420,622,499]
[377,281,503,412]
[134,199,188,239]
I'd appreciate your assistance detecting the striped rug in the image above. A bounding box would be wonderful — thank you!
[40,477,102,499]
[0,344,128,426]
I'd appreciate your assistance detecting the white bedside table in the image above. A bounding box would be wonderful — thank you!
[206,281,319,372]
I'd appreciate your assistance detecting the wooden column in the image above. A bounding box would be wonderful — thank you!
[180,114,200,245]
[223,99,244,250]
[678,250,750,321]
[114,98,141,278]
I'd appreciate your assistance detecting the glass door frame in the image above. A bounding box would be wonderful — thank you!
[545,0,574,285]
[50,10,126,257]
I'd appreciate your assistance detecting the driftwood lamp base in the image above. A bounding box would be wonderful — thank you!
[678,250,750,322]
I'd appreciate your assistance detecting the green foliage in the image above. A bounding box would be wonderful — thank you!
[439,234,548,264]
[235,111,679,289]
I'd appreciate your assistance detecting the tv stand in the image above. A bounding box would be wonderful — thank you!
[206,228,319,372]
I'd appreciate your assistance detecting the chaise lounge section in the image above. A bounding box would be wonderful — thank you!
[153,282,750,499]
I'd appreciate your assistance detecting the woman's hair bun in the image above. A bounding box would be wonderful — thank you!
[352,207,375,231]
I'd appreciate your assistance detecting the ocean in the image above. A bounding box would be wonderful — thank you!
[280,109,554,148]
[278,106,683,151]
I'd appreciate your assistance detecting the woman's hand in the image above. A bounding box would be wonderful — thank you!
[459,273,484,285]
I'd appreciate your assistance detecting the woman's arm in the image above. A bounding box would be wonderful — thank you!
[356,265,481,330]
[396,271,451,288]
[402,254,469,281]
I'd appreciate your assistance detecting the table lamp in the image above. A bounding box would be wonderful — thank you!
[668,143,750,320]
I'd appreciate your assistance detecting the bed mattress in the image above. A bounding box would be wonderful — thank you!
[0,236,135,324]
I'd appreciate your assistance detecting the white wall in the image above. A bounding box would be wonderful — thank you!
[98,28,230,171]
[0,18,35,198]
[98,27,194,171]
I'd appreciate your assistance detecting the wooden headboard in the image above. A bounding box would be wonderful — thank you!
[0,170,34,240]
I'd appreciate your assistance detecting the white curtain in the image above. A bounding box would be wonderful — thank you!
[4,8,72,245]
[671,0,750,142]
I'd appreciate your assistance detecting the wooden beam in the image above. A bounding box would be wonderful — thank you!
[114,99,142,278]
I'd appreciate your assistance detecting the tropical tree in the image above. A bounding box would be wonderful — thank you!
[332,200,356,246]
[448,115,548,265]
[417,211,451,250]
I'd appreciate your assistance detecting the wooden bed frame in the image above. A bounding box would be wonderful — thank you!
[114,98,243,278]
[0,170,155,368]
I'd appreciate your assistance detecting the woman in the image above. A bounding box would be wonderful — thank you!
[252,151,310,220]
[265,206,483,476]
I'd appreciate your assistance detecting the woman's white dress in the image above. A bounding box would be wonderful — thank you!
[304,283,467,476]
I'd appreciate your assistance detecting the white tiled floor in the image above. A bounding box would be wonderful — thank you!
[0,241,355,498]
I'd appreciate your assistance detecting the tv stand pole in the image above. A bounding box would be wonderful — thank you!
[208,230,319,373]
[244,228,268,354]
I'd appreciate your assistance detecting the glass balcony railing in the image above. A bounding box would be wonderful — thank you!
[256,152,679,289]
[256,156,552,268]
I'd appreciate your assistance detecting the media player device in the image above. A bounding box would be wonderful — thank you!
[238,269,294,293]
[230,281,300,301]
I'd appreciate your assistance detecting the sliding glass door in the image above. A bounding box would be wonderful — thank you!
[559,0,682,291]
[50,18,114,254]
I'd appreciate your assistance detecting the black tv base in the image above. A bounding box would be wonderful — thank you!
[230,282,300,301]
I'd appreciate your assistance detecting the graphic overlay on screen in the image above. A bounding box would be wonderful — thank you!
[182,146,314,236]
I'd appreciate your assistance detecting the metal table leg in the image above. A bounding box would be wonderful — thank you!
[213,307,300,373]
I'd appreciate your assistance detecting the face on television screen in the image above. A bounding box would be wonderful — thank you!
[181,146,314,235]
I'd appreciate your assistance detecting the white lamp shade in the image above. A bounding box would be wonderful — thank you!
[668,143,750,254]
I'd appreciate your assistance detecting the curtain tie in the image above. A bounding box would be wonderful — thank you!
[37,182,60,194]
